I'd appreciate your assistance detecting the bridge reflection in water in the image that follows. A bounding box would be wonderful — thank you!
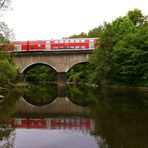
[0,85,97,148]
[16,96,89,116]
[6,95,94,133]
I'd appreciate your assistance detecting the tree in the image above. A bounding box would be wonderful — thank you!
[68,32,88,38]
[67,63,96,84]
[128,9,145,26]
[66,26,102,84]
[88,26,103,38]
[90,9,148,85]
[0,22,14,41]
[0,23,17,87]
[0,0,17,87]
[25,65,57,83]
[0,60,17,86]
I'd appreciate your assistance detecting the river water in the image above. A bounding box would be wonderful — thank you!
[0,84,148,148]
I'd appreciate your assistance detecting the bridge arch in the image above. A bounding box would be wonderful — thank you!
[66,61,88,73]
[66,60,89,72]
[21,62,57,73]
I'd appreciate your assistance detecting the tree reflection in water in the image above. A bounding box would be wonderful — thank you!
[67,85,148,148]
[23,84,57,106]
[88,87,148,148]
[0,89,20,148]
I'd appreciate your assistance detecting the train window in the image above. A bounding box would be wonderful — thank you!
[65,40,69,43]
[59,40,64,43]
[70,46,74,48]
[16,119,21,125]
[38,44,42,47]
[90,39,94,42]
[54,47,58,49]
[46,43,50,49]
[81,46,85,49]
[76,46,80,48]
[15,45,21,51]
[70,39,74,43]
[38,121,42,126]
[81,39,85,42]
[54,40,58,43]
[46,40,50,43]
[76,40,79,42]
[31,121,34,126]
[89,43,94,49]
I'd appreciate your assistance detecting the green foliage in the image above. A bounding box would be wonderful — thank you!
[67,85,97,106]
[0,33,10,47]
[24,84,57,105]
[67,63,96,84]
[25,65,57,83]
[0,23,17,87]
[68,26,102,39]
[88,26,103,38]
[0,59,17,86]
[0,22,14,41]
[65,25,102,84]
[68,32,88,38]
[128,9,145,26]
[90,9,148,85]
[0,89,19,121]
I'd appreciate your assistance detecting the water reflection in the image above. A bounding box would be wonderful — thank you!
[91,87,148,148]
[0,84,148,148]
[3,117,94,132]
[0,89,20,121]
[23,84,57,106]
[0,89,21,148]
[16,97,89,116]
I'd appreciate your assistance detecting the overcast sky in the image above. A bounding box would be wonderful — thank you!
[1,0,148,41]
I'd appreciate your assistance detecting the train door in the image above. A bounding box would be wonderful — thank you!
[46,40,50,50]
[15,44,21,51]
[89,39,94,49]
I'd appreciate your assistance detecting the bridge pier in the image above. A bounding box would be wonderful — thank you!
[57,84,67,97]
[57,72,67,85]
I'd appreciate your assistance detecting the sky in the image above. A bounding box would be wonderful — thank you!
[1,0,148,41]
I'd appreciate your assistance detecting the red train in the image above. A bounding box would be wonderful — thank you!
[10,38,97,52]
[3,117,95,132]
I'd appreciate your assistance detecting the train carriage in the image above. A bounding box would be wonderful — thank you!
[11,38,97,52]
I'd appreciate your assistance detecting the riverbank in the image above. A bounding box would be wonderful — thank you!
[1,81,148,93]
[98,84,148,92]
[66,81,148,92]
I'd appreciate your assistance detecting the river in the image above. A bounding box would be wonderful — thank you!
[0,84,148,148]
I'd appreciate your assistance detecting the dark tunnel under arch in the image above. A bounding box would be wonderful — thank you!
[22,63,57,83]
[66,62,94,83]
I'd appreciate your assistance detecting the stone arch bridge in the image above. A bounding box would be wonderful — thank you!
[12,49,92,83]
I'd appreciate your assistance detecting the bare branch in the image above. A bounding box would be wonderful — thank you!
[0,0,11,11]
[0,0,6,9]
